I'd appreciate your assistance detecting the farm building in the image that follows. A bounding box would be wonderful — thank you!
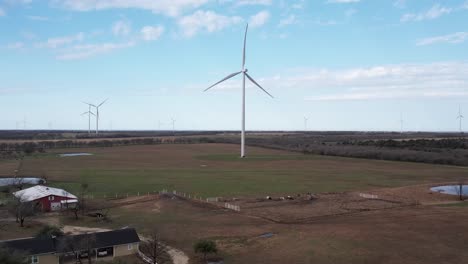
[13,185,77,212]
[0,228,141,264]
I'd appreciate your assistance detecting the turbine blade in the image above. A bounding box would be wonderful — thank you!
[98,98,108,107]
[90,111,96,116]
[242,24,248,68]
[204,71,242,92]
[81,112,88,116]
[245,72,274,98]
[82,101,96,107]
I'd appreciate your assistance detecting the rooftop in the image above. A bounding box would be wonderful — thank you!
[0,228,140,255]
[13,185,77,202]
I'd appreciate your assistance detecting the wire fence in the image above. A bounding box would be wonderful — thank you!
[80,189,241,212]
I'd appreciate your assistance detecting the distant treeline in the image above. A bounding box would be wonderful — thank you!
[236,136,468,166]
[0,137,217,159]
[1,132,468,166]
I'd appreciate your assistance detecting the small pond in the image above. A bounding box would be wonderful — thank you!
[59,153,93,157]
[0,177,46,186]
[430,185,468,195]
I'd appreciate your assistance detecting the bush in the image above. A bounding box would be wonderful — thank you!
[35,225,64,239]
[194,239,217,261]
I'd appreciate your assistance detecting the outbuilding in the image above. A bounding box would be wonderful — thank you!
[13,185,77,212]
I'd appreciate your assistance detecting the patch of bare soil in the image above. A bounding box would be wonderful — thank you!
[62,225,111,235]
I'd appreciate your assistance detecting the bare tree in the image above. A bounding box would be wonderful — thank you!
[80,183,89,216]
[58,233,96,264]
[7,193,39,227]
[140,230,170,264]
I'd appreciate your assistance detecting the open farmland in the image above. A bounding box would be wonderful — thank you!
[2,143,468,198]
[2,143,468,263]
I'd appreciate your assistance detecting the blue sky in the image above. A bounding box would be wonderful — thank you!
[0,0,468,131]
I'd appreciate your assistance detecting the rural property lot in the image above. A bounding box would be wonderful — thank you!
[4,143,468,197]
[2,143,468,263]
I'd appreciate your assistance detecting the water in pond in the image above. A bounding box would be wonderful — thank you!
[59,153,93,157]
[0,177,46,186]
[430,185,468,195]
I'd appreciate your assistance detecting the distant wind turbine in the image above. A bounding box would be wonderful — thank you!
[81,106,95,134]
[83,99,108,135]
[22,117,28,130]
[457,106,464,133]
[304,116,309,131]
[400,113,404,134]
[171,118,176,135]
[204,24,274,158]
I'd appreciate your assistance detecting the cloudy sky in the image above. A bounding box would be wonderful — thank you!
[1,0,467,131]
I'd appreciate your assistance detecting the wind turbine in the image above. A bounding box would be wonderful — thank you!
[83,99,108,135]
[400,113,404,134]
[304,116,309,131]
[171,118,176,135]
[81,106,95,134]
[457,106,464,133]
[204,24,274,158]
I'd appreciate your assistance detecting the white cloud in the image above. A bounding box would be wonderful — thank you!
[393,0,406,9]
[26,15,50,21]
[314,19,338,26]
[327,0,360,3]
[178,10,242,37]
[417,32,468,46]
[210,62,468,101]
[463,1,468,9]
[140,25,164,41]
[249,10,270,28]
[112,20,131,36]
[0,7,5,16]
[6,42,25,50]
[56,41,135,60]
[41,32,85,48]
[291,63,468,101]
[401,4,452,22]
[53,0,210,17]
[279,14,297,27]
[236,0,272,6]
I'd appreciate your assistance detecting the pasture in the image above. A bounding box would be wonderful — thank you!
[2,143,468,198]
[2,143,468,263]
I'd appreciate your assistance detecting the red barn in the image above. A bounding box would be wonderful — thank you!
[13,185,77,212]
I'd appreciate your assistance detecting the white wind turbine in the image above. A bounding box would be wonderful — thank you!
[81,105,95,134]
[400,113,404,134]
[204,24,274,158]
[304,116,309,131]
[457,106,464,133]
[171,118,176,135]
[83,99,108,135]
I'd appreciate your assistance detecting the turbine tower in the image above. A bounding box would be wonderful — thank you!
[204,24,274,158]
[304,116,309,131]
[457,106,464,133]
[83,99,108,135]
[171,118,176,135]
[81,106,95,134]
[400,113,404,134]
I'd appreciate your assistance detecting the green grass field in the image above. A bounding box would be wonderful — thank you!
[2,143,467,198]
